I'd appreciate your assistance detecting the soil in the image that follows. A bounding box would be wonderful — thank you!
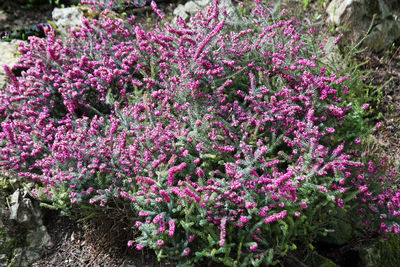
[0,0,399,266]
[0,1,54,33]
[31,209,177,266]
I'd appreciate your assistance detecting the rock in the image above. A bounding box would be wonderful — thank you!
[0,254,7,267]
[10,189,21,206]
[0,41,21,89]
[173,3,197,20]
[9,189,40,228]
[11,248,40,267]
[362,19,400,50]
[184,1,202,14]
[26,225,53,249]
[120,259,137,267]
[195,0,210,7]
[173,0,236,22]
[9,198,34,226]
[326,0,400,51]
[52,6,85,38]
[1,189,53,266]
[320,36,342,65]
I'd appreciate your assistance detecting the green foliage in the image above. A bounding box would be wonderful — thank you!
[36,184,72,214]
[315,45,378,145]
[376,234,400,266]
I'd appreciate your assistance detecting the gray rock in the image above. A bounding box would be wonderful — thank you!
[0,41,21,90]
[11,248,40,267]
[9,189,43,227]
[185,1,202,13]
[173,3,193,20]
[1,188,53,266]
[10,189,21,206]
[120,259,137,267]
[0,254,7,267]
[9,194,35,227]
[173,0,236,22]
[27,225,53,249]
[195,0,210,7]
[326,0,400,51]
[9,200,29,225]
[0,208,10,224]
[52,6,84,38]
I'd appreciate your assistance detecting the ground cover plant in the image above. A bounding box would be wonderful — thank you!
[1,0,399,265]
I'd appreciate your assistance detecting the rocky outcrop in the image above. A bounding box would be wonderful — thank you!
[173,0,236,22]
[51,6,98,37]
[52,6,85,38]
[326,0,400,51]
[0,186,53,267]
[0,41,21,90]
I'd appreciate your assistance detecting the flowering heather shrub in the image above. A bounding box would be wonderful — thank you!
[1,0,399,265]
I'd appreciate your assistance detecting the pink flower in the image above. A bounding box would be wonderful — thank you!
[337,198,344,209]
[219,217,227,247]
[168,220,175,237]
[326,127,335,134]
[150,1,165,20]
[240,216,249,224]
[159,190,170,203]
[183,248,191,255]
[264,211,287,224]
[343,85,349,95]
[157,240,164,246]
[317,186,328,193]
[195,167,204,178]
[299,202,308,209]
[183,187,201,202]
[136,243,143,250]
[153,214,164,224]
[249,243,258,251]
[139,211,150,217]
[333,33,343,45]
[168,162,187,186]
